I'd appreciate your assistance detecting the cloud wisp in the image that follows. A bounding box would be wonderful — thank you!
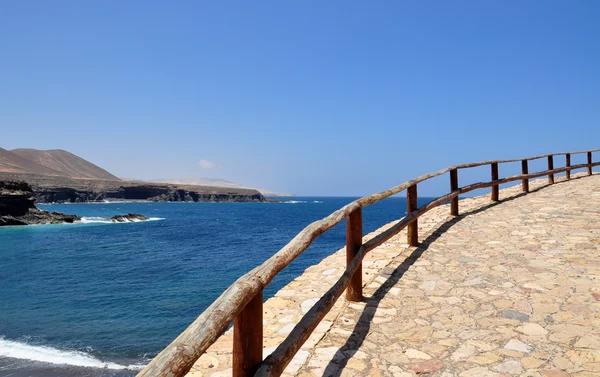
[197,160,217,169]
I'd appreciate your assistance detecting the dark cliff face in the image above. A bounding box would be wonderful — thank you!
[35,188,104,203]
[147,190,265,203]
[33,183,266,203]
[0,181,80,226]
[32,185,266,203]
[0,181,36,216]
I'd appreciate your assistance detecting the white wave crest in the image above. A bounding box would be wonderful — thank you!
[79,217,112,224]
[0,338,145,370]
[79,217,165,224]
[38,200,147,205]
[281,200,322,204]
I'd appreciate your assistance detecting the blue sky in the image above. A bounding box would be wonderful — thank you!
[1,1,599,196]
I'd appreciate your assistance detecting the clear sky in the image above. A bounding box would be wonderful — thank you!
[1,1,599,196]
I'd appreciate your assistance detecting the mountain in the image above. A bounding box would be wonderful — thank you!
[10,149,120,181]
[150,178,248,189]
[0,147,66,176]
[150,178,293,197]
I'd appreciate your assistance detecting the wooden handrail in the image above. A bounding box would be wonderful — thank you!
[136,148,597,377]
[452,148,600,168]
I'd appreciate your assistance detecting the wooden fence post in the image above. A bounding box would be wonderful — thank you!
[346,208,363,302]
[491,162,499,201]
[588,152,593,175]
[407,184,418,246]
[547,156,554,184]
[566,154,571,180]
[521,160,529,192]
[233,291,263,377]
[450,169,458,216]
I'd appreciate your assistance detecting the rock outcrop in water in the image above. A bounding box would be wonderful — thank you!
[0,181,80,226]
[110,213,149,222]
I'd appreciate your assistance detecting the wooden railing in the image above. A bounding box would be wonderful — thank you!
[137,148,599,377]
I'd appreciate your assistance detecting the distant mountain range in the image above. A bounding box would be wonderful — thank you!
[149,178,292,197]
[0,147,289,201]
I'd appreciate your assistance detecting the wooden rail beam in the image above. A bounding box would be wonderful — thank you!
[491,163,499,201]
[548,156,554,183]
[407,184,418,246]
[521,160,529,192]
[345,208,363,302]
[458,162,600,195]
[451,148,600,169]
[450,169,458,216]
[566,154,571,180]
[233,291,263,377]
[588,152,593,175]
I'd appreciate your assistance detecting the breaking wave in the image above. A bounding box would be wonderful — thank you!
[0,338,145,370]
[281,200,323,204]
[79,217,165,224]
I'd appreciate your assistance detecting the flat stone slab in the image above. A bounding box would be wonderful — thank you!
[187,173,600,377]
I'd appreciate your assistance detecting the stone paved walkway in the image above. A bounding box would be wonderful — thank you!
[188,173,600,377]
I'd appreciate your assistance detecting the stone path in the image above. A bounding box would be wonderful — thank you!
[188,173,600,377]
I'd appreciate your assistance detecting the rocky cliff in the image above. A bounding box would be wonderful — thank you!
[0,173,267,203]
[0,181,80,226]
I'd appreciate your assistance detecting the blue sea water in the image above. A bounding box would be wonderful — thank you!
[0,196,433,376]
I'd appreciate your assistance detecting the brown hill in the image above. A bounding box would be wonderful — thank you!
[0,147,66,176]
[10,149,120,181]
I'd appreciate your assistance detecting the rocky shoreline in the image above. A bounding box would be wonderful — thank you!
[0,180,150,226]
[0,173,267,204]
[0,181,80,226]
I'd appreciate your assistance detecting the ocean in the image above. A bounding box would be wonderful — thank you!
[0,196,433,377]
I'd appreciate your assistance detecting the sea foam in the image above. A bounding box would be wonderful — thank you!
[79,217,165,224]
[281,200,323,204]
[0,338,145,370]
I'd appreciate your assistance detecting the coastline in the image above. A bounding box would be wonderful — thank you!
[0,172,267,204]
